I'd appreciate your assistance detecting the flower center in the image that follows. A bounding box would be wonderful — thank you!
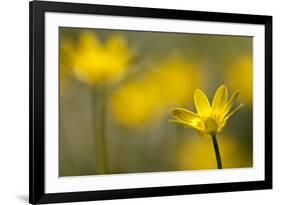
[204,117,218,135]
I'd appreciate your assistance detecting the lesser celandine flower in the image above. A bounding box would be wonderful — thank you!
[111,57,202,128]
[111,81,160,127]
[170,85,244,169]
[63,31,133,174]
[146,57,202,106]
[72,32,133,85]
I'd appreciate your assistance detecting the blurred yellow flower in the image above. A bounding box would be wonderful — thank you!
[226,56,253,105]
[110,57,203,128]
[171,85,244,136]
[146,57,201,106]
[176,134,252,170]
[71,32,133,85]
[110,82,160,127]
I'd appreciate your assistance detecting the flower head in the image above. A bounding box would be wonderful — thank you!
[170,85,244,136]
[110,57,203,128]
[71,32,133,85]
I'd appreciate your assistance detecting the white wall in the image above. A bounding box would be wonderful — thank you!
[0,0,279,204]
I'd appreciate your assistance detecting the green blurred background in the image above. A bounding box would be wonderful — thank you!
[59,27,253,176]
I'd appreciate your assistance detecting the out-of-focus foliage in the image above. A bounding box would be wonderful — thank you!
[59,27,253,176]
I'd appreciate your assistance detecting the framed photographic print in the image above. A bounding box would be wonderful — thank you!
[29,0,272,204]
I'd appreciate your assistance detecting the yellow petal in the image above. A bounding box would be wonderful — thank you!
[106,34,128,52]
[225,103,244,121]
[171,108,201,124]
[78,31,100,51]
[106,34,131,74]
[222,91,240,117]
[169,119,202,132]
[194,89,211,118]
[212,85,228,114]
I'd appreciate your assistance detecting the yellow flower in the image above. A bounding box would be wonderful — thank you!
[170,85,244,136]
[72,32,132,85]
[110,82,160,127]
[110,57,203,128]
[146,57,202,106]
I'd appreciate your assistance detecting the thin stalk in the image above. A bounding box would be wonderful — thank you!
[211,134,223,169]
[93,87,109,174]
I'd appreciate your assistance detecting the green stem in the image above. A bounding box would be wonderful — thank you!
[211,134,222,169]
[93,87,109,174]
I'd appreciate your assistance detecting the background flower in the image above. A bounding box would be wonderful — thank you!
[110,56,203,128]
[71,31,133,85]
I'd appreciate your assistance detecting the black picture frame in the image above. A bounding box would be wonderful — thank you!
[29,0,272,204]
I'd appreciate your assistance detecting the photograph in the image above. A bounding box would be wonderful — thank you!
[59,27,253,176]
